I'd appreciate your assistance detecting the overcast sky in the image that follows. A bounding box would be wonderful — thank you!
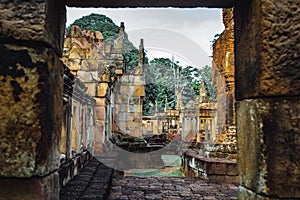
[66,7,224,69]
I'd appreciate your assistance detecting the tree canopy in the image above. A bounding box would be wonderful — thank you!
[143,58,217,116]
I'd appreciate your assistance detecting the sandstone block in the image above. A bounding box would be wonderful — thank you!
[96,83,108,97]
[118,122,127,132]
[235,0,300,99]
[84,82,97,96]
[127,113,134,122]
[207,163,227,175]
[133,112,141,121]
[128,75,134,83]
[0,0,65,54]
[120,85,129,94]
[0,172,59,200]
[237,98,300,198]
[118,112,127,122]
[68,46,86,59]
[134,75,144,86]
[0,45,63,177]
[226,163,238,176]
[115,68,123,76]
[81,59,99,71]
[95,97,105,106]
[209,175,225,183]
[120,95,128,104]
[95,106,105,121]
[77,71,98,82]
[133,86,145,97]
[127,122,141,132]
[86,46,100,59]
[120,75,129,83]
[63,58,81,71]
[224,175,239,185]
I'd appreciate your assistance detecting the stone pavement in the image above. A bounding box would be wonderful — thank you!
[60,158,114,200]
[108,176,238,200]
[60,158,238,200]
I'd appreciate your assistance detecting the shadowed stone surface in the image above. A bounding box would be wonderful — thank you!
[108,176,238,200]
[0,0,66,54]
[0,172,59,200]
[60,158,114,200]
[237,98,300,198]
[0,45,63,177]
[235,0,300,100]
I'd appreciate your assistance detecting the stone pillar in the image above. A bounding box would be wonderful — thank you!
[204,120,209,141]
[235,0,300,199]
[211,117,216,141]
[0,0,66,199]
[94,97,106,155]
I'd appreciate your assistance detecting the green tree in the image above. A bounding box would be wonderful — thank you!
[191,65,217,101]
[143,58,176,115]
[143,59,217,115]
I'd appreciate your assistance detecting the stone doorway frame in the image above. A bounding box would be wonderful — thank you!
[0,0,299,199]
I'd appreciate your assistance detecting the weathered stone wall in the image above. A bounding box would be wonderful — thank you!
[235,0,300,199]
[61,77,95,156]
[0,0,66,199]
[212,8,235,137]
[182,149,239,185]
[62,25,125,154]
[113,39,145,138]
[114,66,145,137]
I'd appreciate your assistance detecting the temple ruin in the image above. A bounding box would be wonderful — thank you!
[0,0,299,199]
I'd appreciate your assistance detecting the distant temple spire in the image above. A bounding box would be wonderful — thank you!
[119,22,125,34]
[164,96,168,112]
[199,82,208,102]
[138,38,145,66]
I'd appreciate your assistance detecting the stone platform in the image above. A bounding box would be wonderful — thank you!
[182,149,239,185]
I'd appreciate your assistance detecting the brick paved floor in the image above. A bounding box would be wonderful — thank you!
[60,158,114,200]
[108,176,238,200]
[60,158,238,200]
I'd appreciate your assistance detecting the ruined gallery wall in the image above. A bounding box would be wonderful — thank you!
[212,8,235,136]
[114,66,145,137]
[62,26,106,156]
[62,23,125,153]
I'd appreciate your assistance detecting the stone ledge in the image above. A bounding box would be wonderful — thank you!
[182,149,239,185]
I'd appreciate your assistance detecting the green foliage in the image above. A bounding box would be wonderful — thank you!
[143,58,176,115]
[69,13,119,40]
[143,59,217,116]
[68,13,143,71]
[198,65,217,101]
